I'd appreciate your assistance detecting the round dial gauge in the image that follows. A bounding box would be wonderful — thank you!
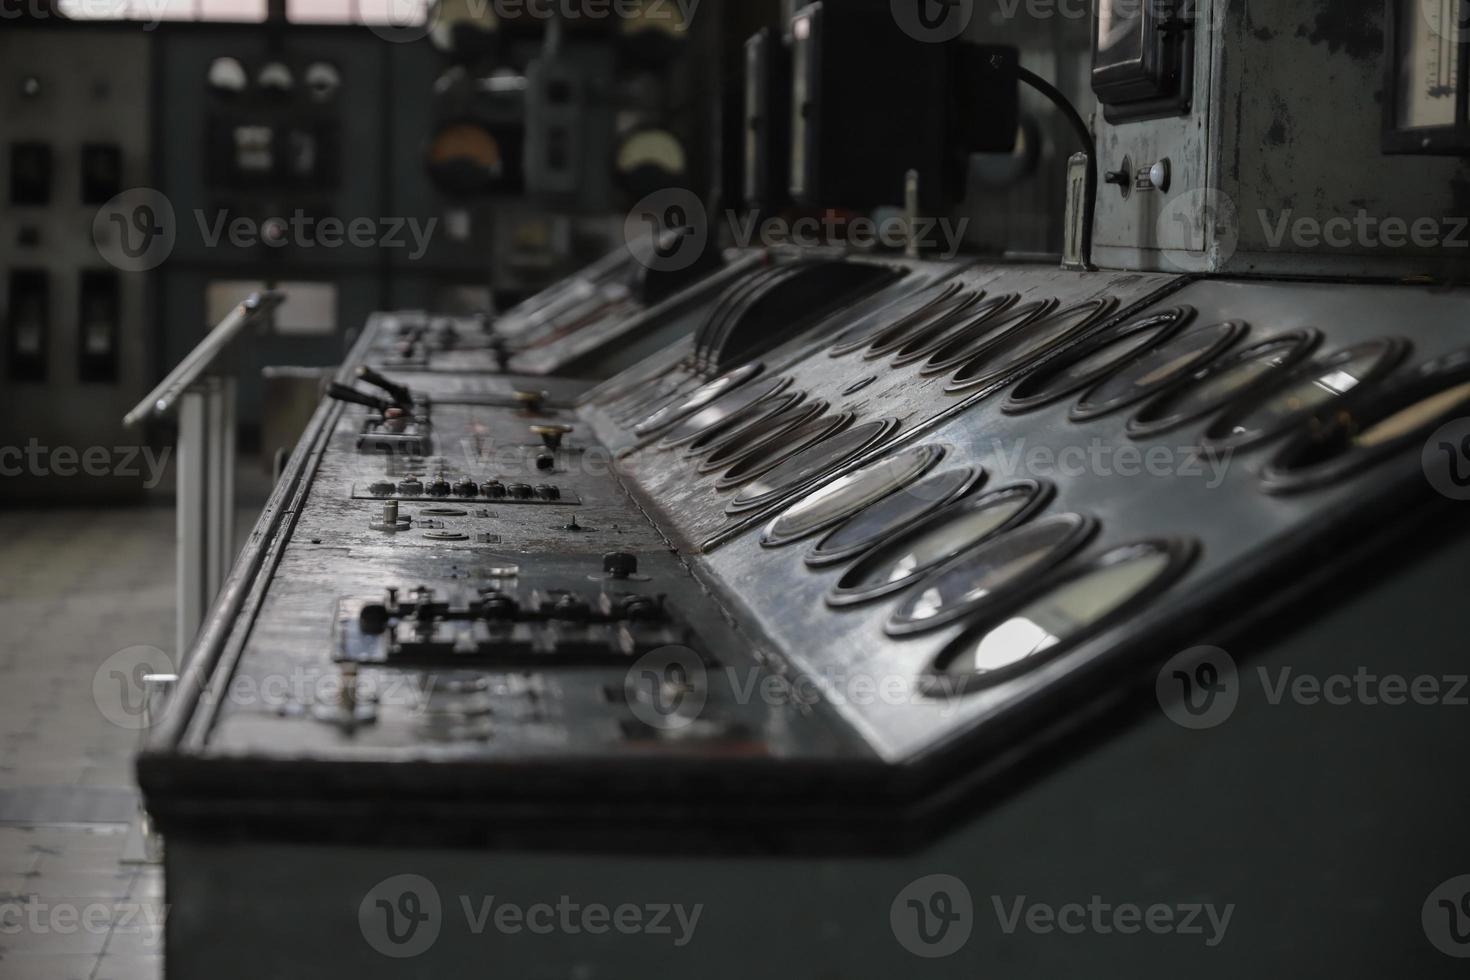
[1203,338,1408,451]
[1127,331,1320,438]
[890,293,1019,367]
[1071,321,1247,421]
[921,299,1057,375]
[728,418,899,513]
[714,411,847,487]
[700,400,829,475]
[862,291,981,359]
[926,540,1195,694]
[828,482,1049,606]
[1004,307,1193,415]
[826,281,963,356]
[806,466,985,567]
[633,362,763,436]
[761,445,944,547]
[1262,348,1470,493]
[948,297,1115,393]
[656,375,791,449]
[887,514,1096,635]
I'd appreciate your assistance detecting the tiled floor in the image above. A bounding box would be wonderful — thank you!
[0,500,262,980]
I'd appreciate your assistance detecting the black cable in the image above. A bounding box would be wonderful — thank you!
[1014,65,1096,269]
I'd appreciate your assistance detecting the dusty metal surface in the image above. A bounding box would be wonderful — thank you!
[615,265,1180,553]
[1091,0,1470,278]
[143,258,1470,853]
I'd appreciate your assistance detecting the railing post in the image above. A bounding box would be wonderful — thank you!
[176,385,209,664]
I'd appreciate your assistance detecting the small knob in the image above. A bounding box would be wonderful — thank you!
[427,476,452,497]
[453,478,478,498]
[479,591,518,620]
[1148,158,1171,192]
[508,483,534,499]
[551,594,590,622]
[603,552,638,579]
[531,423,573,450]
[368,480,395,496]
[397,477,424,496]
[480,480,506,499]
[534,484,560,501]
[513,389,548,413]
[535,454,555,472]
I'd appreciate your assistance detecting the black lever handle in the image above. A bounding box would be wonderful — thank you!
[327,382,390,413]
[356,366,413,407]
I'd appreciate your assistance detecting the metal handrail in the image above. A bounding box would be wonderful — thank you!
[123,291,284,427]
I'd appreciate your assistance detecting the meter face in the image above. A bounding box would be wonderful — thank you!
[1397,0,1462,129]
[1095,0,1148,80]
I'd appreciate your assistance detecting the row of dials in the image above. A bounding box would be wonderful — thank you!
[753,441,1195,695]
[608,280,1459,512]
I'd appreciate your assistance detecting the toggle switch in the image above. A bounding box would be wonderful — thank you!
[531,423,573,450]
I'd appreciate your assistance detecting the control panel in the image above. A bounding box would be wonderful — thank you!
[0,26,152,500]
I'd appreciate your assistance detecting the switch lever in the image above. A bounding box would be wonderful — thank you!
[356,366,413,407]
[327,383,391,413]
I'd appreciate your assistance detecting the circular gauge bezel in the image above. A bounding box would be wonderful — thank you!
[1201,337,1410,453]
[946,297,1119,394]
[886,512,1098,636]
[760,444,945,548]
[713,411,850,489]
[1070,320,1248,422]
[656,375,793,450]
[827,480,1053,607]
[1002,306,1195,415]
[889,293,1020,368]
[920,299,1059,375]
[806,466,987,568]
[682,391,805,458]
[921,538,1198,696]
[727,417,900,514]
[825,281,965,357]
[1261,345,1470,494]
[632,362,764,436]
[861,290,985,360]
[697,398,829,473]
[1125,330,1322,439]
